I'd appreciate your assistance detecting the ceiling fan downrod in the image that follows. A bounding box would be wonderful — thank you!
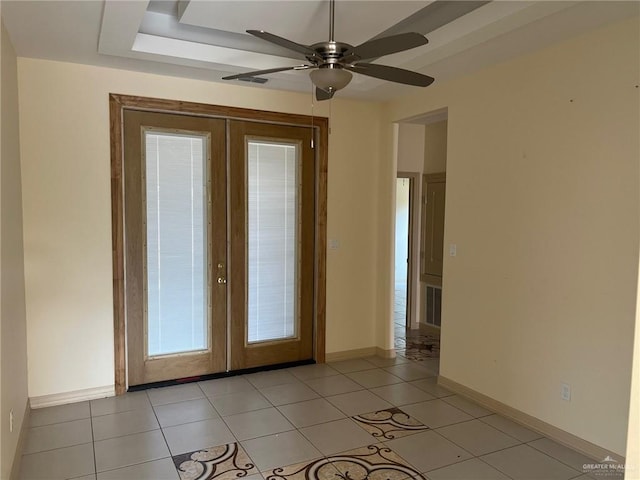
[329,0,335,43]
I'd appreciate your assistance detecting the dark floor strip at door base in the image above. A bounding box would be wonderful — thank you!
[128,359,316,392]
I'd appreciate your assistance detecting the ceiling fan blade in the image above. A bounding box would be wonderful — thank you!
[247,30,321,62]
[315,88,335,101]
[222,65,311,81]
[347,63,434,87]
[343,32,428,62]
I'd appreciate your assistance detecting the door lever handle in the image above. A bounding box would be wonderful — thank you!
[217,277,227,284]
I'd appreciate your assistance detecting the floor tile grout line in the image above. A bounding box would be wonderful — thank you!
[433,415,526,440]
[91,414,162,443]
[27,403,92,428]
[89,391,153,418]
[475,414,545,444]
[89,401,98,477]
[472,454,518,480]
[376,439,448,477]
[195,386,226,419]
[20,427,94,457]
[526,437,602,465]
[146,393,178,469]
[430,424,523,459]
[418,456,478,478]
[513,441,590,476]
[90,455,175,477]
[20,441,97,459]
[424,422,478,458]
[390,395,466,414]
[475,442,584,478]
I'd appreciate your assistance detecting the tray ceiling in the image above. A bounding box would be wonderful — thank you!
[2,1,638,100]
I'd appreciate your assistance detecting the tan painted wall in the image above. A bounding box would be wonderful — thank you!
[17,58,384,398]
[397,123,425,172]
[381,17,640,455]
[424,120,447,174]
[0,17,28,480]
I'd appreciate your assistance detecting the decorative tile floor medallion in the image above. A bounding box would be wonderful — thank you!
[395,335,440,361]
[264,458,341,480]
[330,445,426,480]
[263,446,424,480]
[173,442,258,480]
[352,408,429,439]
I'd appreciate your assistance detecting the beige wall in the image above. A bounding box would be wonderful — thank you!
[397,123,425,172]
[0,17,28,479]
[381,17,639,455]
[17,58,384,398]
[424,120,447,174]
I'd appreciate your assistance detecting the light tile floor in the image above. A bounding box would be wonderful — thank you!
[20,349,621,479]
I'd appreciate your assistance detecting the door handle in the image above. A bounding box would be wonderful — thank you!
[217,263,226,284]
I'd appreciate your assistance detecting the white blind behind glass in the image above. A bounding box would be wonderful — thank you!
[145,132,208,356]
[247,141,299,343]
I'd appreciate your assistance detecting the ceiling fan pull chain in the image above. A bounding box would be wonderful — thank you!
[328,97,332,136]
[310,82,315,149]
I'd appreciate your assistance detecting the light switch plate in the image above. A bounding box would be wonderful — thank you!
[561,383,571,401]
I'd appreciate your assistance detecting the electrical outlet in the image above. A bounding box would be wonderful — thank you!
[561,383,571,401]
[9,410,14,433]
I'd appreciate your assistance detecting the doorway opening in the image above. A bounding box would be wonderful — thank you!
[394,176,411,330]
[393,111,447,364]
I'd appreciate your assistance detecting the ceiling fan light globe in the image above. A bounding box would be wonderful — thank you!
[310,68,352,92]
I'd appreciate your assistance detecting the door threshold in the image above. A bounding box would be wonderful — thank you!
[128,358,316,392]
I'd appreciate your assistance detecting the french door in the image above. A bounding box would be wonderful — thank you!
[123,110,315,386]
[229,121,314,370]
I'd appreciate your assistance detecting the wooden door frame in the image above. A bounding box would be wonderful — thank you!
[109,94,328,395]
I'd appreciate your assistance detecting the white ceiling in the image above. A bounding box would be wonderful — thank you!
[2,0,638,101]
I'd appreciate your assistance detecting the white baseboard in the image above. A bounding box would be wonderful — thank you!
[325,347,395,362]
[30,385,115,409]
[438,375,625,463]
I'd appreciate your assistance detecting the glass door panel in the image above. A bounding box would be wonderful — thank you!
[144,132,208,357]
[247,140,300,344]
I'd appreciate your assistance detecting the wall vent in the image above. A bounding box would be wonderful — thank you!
[425,285,441,327]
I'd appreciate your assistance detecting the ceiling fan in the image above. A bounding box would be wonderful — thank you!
[222,0,435,101]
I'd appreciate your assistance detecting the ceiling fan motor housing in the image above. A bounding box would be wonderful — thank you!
[309,41,355,66]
